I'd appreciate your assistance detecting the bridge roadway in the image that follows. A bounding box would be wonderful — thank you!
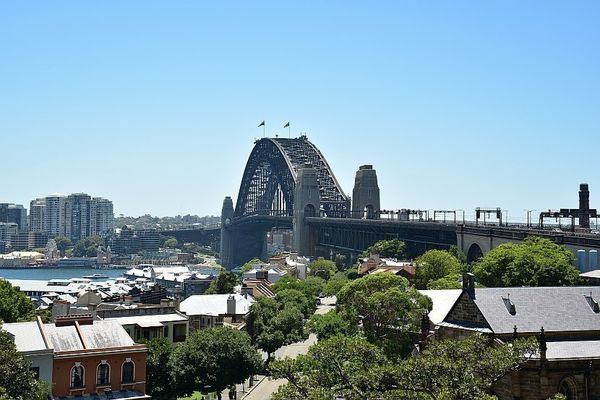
[163,217,600,266]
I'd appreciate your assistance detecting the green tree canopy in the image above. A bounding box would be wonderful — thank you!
[309,258,337,280]
[306,309,358,340]
[276,288,316,318]
[271,335,386,400]
[0,279,36,323]
[72,236,105,257]
[170,327,262,400]
[272,275,324,300]
[53,235,72,253]
[144,338,176,400]
[473,237,580,287]
[270,334,538,400]
[163,237,178,249]
[0,330,49,400]
[241,258,263,273]
[337,273,432,358]
[426,273,462,290]
[413,249,463,289]
[322,272,350,297]
[205,271,239,294]
[247,297,307,362]
[364,239,407,259]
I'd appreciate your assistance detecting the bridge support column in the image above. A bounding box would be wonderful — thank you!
[352,165,380,219]
[293,164,320,257]
[220,196,234,268]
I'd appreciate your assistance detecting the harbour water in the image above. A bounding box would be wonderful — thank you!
[0,267,125,281]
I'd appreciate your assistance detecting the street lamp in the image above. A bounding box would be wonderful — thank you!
[455,209,465,225]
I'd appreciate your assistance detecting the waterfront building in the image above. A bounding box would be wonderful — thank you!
[0,222,18,252]
[65,193,91,242]
[91,197,114,236]
[44,194,66,236]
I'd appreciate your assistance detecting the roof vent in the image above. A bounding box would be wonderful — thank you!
[502,294,516,315]
[585,293,600,313]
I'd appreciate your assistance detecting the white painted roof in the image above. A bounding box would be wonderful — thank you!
[180,294,254,316]
[2,321,48,352]
[105,313,188,327]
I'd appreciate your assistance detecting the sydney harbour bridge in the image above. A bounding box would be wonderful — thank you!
[164,136,600,269]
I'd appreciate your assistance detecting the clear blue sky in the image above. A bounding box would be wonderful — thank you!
[1,1,599,221]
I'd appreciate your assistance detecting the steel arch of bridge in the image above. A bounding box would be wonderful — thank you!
[233,136,350,219]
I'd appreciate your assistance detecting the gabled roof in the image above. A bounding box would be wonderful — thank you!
[418,289,461,325]
[446,287,600,335]
[180,294,254,316]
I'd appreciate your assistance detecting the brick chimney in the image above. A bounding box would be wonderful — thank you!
[227,295,236,315]
[462,272,476,299]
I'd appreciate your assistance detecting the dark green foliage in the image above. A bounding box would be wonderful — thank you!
[270,334,538,400]
[72,235,105,257]
[145,338,176,400]
[272,275,324,299]
[276,288,316,318]
[53,235,72,253]
[322,272,350,297]
[241,258,263,273]
[0,330,49,400]
[205,271,239,294]
[364,239,407,259]
[414,249,462,289]
[337,273,431,359]
[447,245,468,265]
[306,309,358,340]
[247,297,307,362]
[334,253,347,270]
[0,279,36,322]
[163,237,178,249]
[426,273,462,289]
[170,328,262,400]
[473,237,580,287]
[309,258,337,280]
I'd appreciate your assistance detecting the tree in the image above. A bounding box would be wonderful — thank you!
[447,245,468,265]
[364,239,406,259]
[247,297,307,363]
[426,273,462,289]
[276,288,316,318]
[270,334,538,400]
[272,275,324,300]
[170,327,262,400]
[53,235,72,254]
[0,279,36,322]
[334,253,347,270]
[0,330,49,400]
[205,271,239,294]
[367,335,539,400]
[413,250,462,289]
[241,258,263,273]
[309,258,337,280]
[270,335,386,400]
[72,236,105,257]
[473,237,580,287]
[322,272,349,297]
[163,237,178,249]
[337,273,431,358]
[145,338,176,400]
[306,309,358,340]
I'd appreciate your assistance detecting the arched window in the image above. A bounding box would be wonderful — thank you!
[558,376,578,400]
[122,360,135,384]
[97,361,110,385]
[70,364,84,388]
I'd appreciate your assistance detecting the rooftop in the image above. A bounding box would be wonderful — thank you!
[180,293,254,316]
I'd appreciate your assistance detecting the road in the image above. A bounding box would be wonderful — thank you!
[241,297,335,400]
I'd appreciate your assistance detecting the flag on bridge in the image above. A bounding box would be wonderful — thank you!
[258,120,265,127]
[283,121,290,128]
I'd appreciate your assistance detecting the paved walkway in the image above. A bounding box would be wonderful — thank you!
[241,298,336,400]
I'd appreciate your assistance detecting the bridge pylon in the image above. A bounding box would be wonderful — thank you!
[220,196,234,267]
[293,164,321,256]
[352,165,380,219]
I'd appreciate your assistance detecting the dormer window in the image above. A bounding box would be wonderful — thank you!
[585,294,600,313]
[502,295,516,315]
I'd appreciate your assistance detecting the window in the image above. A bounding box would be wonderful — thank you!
[163,325,169,338]
[558,376,577,400]
[97,362,110,386]
[70,365,84,388]
[122,360,135,384]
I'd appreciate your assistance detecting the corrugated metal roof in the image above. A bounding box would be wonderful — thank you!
[44,324,84,351]
[2,321,48,352]
[540,340,600,360]
[78,321,135,349]
[105,313,188,327]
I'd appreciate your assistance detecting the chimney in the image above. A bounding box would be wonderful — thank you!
[580,183,590,229]
[52,299,71,321]
[539,327,547,362]
[227,295,236,315]
[462,273,476,298]
[419,313,430,352]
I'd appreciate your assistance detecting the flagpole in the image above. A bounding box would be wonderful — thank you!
[263,122,266,138]
[288,123,291,139]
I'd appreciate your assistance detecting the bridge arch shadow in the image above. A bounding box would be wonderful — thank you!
[467,243,484,264]
[304,204,316,217]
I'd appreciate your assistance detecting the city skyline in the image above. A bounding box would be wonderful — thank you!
[1,2,599,217]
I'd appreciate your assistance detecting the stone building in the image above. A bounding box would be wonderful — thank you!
[436,274,600,399]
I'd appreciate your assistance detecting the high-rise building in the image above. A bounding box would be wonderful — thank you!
[64,193,91,242]
[44,194,66,237]
[0,203,27,231]
[29,198,46,233]
[91,197,114,236]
